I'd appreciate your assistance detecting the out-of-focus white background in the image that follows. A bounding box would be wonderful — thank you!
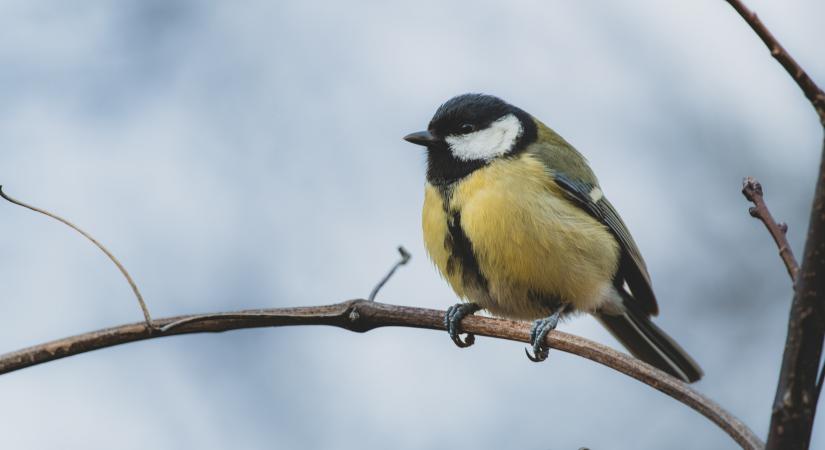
[1,1,823,448]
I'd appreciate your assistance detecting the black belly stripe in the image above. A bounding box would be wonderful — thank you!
[445,211,488,291]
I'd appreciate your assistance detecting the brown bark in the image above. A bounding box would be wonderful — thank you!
[767,138,825,449]
[0,300,764,449]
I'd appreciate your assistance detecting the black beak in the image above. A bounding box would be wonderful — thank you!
[403,130,440,147]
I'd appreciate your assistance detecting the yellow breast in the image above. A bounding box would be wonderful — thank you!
[422,152,620,320]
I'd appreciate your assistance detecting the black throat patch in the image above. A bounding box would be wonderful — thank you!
[425,145,488,188]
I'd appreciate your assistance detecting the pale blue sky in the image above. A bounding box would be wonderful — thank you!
[1,1,823,449]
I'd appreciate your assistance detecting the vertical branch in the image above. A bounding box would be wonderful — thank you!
[769,137,825,449]
[722,2,825,449]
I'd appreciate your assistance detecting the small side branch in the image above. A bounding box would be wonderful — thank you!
[368,246,411,302]
[0,300,763,449]
[0,187,153,328]
[742,177,799,281]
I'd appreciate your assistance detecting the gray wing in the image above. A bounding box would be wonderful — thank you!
[553,173,659,316]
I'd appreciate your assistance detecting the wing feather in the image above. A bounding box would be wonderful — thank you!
[553,173,659,316]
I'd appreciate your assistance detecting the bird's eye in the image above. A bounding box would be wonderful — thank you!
[459,123,475,134]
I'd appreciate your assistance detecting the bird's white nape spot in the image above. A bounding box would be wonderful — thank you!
[589,186,603,203]
[445,114,523,162]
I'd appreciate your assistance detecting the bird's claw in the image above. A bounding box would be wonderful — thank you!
[452,331,475,348]
[524,347,548,362]
[526,311,561,363]
[445,303,480,348]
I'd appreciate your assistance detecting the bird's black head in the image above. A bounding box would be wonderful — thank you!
[404,94,537,187]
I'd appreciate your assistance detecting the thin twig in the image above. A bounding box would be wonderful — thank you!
[0,186,154,328]
[724,0,825,125]
[368,246,411,302]
[741,177,799,282]
[0,299,764,449]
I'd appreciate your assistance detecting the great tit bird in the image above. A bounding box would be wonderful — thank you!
[404,93,702,383]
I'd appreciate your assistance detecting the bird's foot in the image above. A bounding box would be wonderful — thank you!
[525,310,561,362]
[444,303,481,348]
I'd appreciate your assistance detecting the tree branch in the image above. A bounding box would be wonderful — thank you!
[0,299,763,449]
[742,177,799,281]
[724,2,825,449]
[767,135,825,450]
[724,0,825,125]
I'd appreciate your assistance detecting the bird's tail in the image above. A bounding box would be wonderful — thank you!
[595,296,703,383]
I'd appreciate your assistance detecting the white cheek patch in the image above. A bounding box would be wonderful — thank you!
[445,114,523,162]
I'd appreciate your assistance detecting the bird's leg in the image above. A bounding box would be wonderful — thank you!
[444,302,481,348]
[525,309,562,362]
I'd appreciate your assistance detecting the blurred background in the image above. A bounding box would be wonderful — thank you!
[1,0,823,448]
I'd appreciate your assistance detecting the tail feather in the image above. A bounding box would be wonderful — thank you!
[596,301,703,383]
